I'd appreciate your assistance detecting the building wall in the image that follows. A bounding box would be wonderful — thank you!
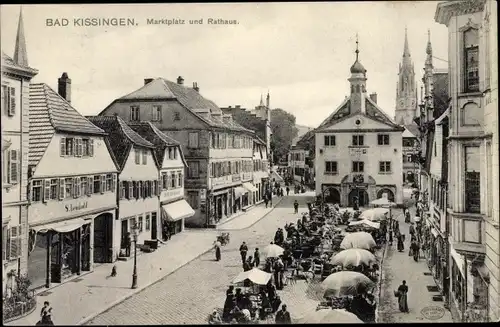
[315,126,403,204]
[2,71,32,286]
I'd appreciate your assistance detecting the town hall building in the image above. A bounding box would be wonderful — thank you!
[315,38,405,207]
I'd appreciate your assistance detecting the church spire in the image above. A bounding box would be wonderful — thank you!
[13,7,29,67]
[259,93,264,107]
[425,29,433,68]
[403,27,410,57]
[355,33,359,61]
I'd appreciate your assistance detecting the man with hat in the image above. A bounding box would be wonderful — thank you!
[275,304,291,324]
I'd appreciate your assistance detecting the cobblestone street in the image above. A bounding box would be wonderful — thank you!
[86,193,316,325]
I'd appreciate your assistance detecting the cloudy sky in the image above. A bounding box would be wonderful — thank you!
[1,2,448,127]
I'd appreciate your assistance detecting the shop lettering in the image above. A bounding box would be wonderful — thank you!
[65,202,88,212]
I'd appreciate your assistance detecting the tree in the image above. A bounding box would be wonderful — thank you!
[270,108,299,164]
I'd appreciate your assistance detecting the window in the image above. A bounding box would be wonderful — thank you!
[152,105,162,121]
[403,139,414,147]
[82,139,94,156]
[162,173,168,189]
[61,178,72,198]
[352,135,364,146]
[188,132,199,148]
[66,138,74,156]
[93,175,101,194]
[170,172,176,188]
[120,181,125,199]
[178,171,183,187]
[6,149,19,184]
[2,85,16,116]
[325,161,338,174]
[463,28,479,93]
[130,106,140,121]
[5,225,22,260]
[324,135,336,146]
[465,146,480,213]
[187,191,199,209]
[50,179,59,200]
[106,174,112,192]
[32,180,42,202]
[187,161,200,178]
[138,216,144,232]
[145,214,151,231]
[377,134,390,145]
[352,161,364,173]
[127,181,133,200]
[135,148,140,164]
[379,161,391,173]
[142,149,147,165]
[173,148,178,159]
[153,180,158,196]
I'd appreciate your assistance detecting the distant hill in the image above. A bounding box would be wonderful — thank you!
[292,124,314,145]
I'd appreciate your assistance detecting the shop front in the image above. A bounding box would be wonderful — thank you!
[209,187,232,225]
[233,186,247,213]
[242,182,258,208]
[28,217,92,289]
[161,199,195,237]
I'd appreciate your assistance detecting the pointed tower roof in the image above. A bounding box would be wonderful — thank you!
[403,27,411,57]
[13,8,29,67]
[259,93,264,106]
[350,34,366,74]
[425,30,433,67]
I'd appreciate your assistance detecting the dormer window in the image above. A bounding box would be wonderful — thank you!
[130,106,140,121]
[463,28,479,93]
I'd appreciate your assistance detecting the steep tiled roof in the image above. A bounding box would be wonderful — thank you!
[28,83,106,166]
[221,106,266,140]
[404,124,420,138]
[114,78,251,133]
[317,95,403,131]
[432,72,449,119]
[1,52,38,74]
[87,116,154,170]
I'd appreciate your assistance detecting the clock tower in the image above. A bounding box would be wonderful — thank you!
[394,28,418,126]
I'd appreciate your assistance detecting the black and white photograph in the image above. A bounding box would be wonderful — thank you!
[1,1,498,325]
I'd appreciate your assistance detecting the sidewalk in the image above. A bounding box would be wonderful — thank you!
[378,207,453,323]
[7,203,281,326]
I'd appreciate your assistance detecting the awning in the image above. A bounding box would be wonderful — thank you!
[234,186,247,198]
[161,200,195,222]
[31,218,87,234]
[431,228,439,238]
[450,246,465,275]
[242,182,258,193]
[2,215,12,226]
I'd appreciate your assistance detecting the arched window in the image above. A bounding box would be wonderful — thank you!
[463,27,479,92]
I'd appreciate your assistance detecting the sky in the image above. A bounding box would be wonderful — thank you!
[1,2,448,128]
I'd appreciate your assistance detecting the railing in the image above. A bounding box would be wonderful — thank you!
[3,294,37,323]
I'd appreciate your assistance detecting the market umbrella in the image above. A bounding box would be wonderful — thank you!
[330,248,377,268]
[340,232,376,250]
[321,271,375,298]
[263,244,284,258]
[349,219,380,230]
[370,197,396,207]
[233,268,272,285]
[359,208,389,222]
[299,308,363,324]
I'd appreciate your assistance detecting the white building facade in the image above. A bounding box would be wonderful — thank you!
[315,45,404,207]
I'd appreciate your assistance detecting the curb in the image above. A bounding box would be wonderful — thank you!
[216,196,286,231]
[77,197,287,325]
[77,243,214,325]
[375,241,389,323]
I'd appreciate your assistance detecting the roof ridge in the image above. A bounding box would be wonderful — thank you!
[147,122,180,145]
[115,116,155,148]
[365,95,399,126]
[41,84,57,130]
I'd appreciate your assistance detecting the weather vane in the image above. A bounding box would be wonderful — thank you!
[355,33,359,60]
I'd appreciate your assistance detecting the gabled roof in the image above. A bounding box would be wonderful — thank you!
[107,78,251,133]
[221,106,266,141]
[317,95,403,132]
[86,116,154,170]
[404,124,420,138]
[253,135,266,146]
[128,122,188,168]
[2,52,38,77]
[28,83,106,166]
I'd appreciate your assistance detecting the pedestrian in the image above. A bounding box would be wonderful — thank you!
[397,233,405,252]
[267,280,276,302]
[269,193,273,206]
[254,248,260,268]
[293,200,299,214]
[264,196,269,208]
[275,304,291,324]
[124,232,132,257]
[411,241,420,262]
[247,256,254,268]
[286,186,290,196]
[274,257,285,290]
[222,287,235,322]
[214,242,221,261]
[405,210,411,223]
[396,280,409,313]
[38,301,54,326]
[409,222,415,238]
[239,242,248,264]
[208,310,222,325]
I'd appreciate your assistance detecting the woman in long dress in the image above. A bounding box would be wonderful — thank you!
[397,233,405,252]
[397,281,409,312]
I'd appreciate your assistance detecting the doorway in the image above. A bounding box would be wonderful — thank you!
[121,220,128,256]
[151,212,157,240]
[348,189,369,207]
[325,188,341,204]
[93,213,113,263]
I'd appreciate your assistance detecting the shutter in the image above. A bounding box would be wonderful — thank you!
[89,139,94,156]
[74,177,80,198]
[157,179,161,194]
[76,138,83,157]
[59,178,65,200]
[119,181,124,199]
[60,138,66,156]
[129,181,133,200]
[9,226,19,259]
[87,176,93,195]
[167,174,171,189]
[9,87,16,116]
[9,150,18,184]
[5,228,11,261]
[100,175,105,194]
[43,179,51,202]
[112,174,117,193]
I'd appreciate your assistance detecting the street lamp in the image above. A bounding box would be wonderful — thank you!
[131,221,141,289]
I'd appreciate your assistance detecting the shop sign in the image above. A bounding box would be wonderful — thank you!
[212,176,232,187]
[65,201,88,212]
[164,189,182,198]
[232,174,241,182]
[242,173,252,181]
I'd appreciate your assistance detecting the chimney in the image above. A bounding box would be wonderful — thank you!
[193,82,199,92]
[177,76,184,85]
[370,92,378,103]
[58,72,72,103]
[144,78,154,85]
[235,105,241,109]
